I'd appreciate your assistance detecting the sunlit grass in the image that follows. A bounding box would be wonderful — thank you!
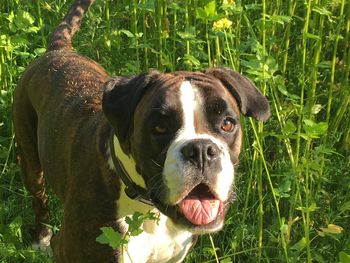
[0,0,349,262]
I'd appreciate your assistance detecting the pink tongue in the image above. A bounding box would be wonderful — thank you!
[178,186,222,225]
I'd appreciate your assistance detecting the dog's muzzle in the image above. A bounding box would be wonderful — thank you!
[176,139,223,225]
[181,139,220,171]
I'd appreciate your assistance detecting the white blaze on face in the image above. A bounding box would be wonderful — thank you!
[179,81,197,134]
[163,81,235,205]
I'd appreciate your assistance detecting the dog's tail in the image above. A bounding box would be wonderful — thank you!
[47,0,94,51]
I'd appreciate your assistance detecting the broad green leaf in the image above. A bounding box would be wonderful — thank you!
[303,119,328,137]
[264,56,278,74]
[184,54,201,67]
[125,211,145,236]
[105,39,111,48]
[138,0,155,12]
[6,11,15,23]
[196,8,207,20]
[279,179,291,194]
[27,26,39,33]
[9,22,17,33]
[96,227,126,249]
[204,1,216,18]
[8,216,23,239]
[14,10,35,31]
[308,160,322,172]
[169,2,182,11]
[311,104,322,115]
[135,32,143,39]
[196,1,218,20]
[282,120,297,135]
[339,251,350,263]
[240,59,261,70]
[220,257,232,263]
[291,237,306,251]
[265,14,292,25]
[34,48,46,56]
[280,224,288,234]
[177,27,196,40]
[0,35,8,45]
[222,2,243,14]
[297,202,319,213]
[277,84,300,100]
[120,30,135,38]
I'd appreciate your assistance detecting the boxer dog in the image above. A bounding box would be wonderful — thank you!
[13,0,270,262]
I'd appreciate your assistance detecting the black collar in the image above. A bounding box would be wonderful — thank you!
[109,134,154,206]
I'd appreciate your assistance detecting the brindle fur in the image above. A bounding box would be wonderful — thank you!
[13,0,269,262]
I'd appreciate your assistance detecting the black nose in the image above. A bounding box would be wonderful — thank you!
[181,139,220,169]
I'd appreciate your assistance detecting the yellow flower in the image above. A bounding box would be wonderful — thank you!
[42,2,52,11]
[213,18,233,31]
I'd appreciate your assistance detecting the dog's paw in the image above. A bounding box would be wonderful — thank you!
[32,228,53,256]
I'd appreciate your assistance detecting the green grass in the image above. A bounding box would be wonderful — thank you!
[1,0,350,262]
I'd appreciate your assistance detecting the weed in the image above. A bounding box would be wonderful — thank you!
[0,0,349,262]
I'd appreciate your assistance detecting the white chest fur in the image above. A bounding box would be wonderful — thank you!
[120,212,193,263]
[107,137,193,262]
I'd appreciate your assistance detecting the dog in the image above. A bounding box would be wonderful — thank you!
[12,0,270,262]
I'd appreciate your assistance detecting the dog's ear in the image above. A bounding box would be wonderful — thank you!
[102,71,160,152]
[205,67,270,122]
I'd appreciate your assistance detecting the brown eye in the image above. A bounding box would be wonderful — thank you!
[154,124,168,134]
[221,118,235,133]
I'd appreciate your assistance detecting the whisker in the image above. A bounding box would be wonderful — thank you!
[151,159,163,168]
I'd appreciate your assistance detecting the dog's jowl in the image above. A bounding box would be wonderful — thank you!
[12,0,270,262]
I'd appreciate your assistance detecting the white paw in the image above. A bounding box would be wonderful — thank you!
[32,229,53,256]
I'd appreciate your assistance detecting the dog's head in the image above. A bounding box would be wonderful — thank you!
[103,67,269,233]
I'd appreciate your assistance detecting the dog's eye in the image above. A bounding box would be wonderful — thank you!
[221,118,235,133]
[154,124,168,134]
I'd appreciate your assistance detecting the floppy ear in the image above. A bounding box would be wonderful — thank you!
[205,67,270,122]
[102,71,160,153]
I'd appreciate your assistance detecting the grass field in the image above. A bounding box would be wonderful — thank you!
[1,0,350,262]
